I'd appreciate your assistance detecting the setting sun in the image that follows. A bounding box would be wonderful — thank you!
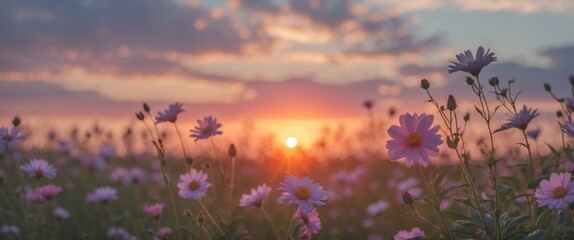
[285,136,298,148]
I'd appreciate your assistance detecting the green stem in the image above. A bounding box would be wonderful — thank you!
[173,122,190,171]
[260,207,280,240]
[418,166,452,240]
[286,207,297,240]
[410,204,445,234]
[199,200,225,236]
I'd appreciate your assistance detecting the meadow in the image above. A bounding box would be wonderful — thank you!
[2,47,574,240]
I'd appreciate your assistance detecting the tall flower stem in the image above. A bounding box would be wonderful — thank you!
[474,76,501,239]
[227,155,236,223]
[286,207,297,239]
[424,87,493,239]
[199,200,225,236]
[260,207,279,240]
[520,129,536,185]
[418,166,452,240]
[173,122,190,171]
[409,204,445,235]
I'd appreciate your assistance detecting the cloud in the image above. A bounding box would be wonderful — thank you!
[374,0,574,14]
[0,0,273,73]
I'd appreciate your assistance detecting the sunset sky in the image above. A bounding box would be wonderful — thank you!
[1,0,574,146]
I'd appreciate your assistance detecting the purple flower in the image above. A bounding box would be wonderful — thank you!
[0,127,25,145]
[448,46,497,77]
[502,105,539,130]
[386,113,443,167]
[277,174,328,213]
[295,208,322,238]
[155,102,184,123]
[20,159,57,179]
[394,227,425,240]
[239,183,271,208]
[54,206,71,220]
[534,172,574,209]
[190,116,223,141]
[177,169,211,200]
[563,121,574,137]
[87,187,118,204]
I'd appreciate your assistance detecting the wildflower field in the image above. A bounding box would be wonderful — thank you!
[2,47,574,240]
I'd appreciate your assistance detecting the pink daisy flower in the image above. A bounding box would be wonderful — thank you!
[448,46,497,77]
[189,116,223,141]
[20,159,57,179]
[160,226,172,238]
[239,183,272,207]
[295,207,322,237]
[155,102,184,124]
[502,105,539,130]
[26,191,46,204]
[277,174,328,213]
[87,187,118,204]
[386,113,443,167]
[144,203,165,220]
[177,169,211,200]
[534,172,574,209]
[35,184,62,200]
[394,227,426,240]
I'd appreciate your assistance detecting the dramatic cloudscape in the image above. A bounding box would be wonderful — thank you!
[1,0,574,146]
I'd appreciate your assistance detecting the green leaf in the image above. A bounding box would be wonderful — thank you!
[432,165,454,192]
[536,210,551,227]
[524,229,548,240]
[503,215,530,236]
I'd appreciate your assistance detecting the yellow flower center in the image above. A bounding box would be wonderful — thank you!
[553,187,567,198]
[189,181,200,191]
[3,135,13,141]
[202,126,213,134]
[35,169,44,178]
[295,185,311,200]
[405,133,422,147]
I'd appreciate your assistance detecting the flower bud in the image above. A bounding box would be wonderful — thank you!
[557,110,563,118]
[402,191,414,205]
[183,209,193,217]
[466,77,475,85]
[363,100,373,109]
[143,102,150,113]
[197,210,205,226]
[228,144,237,158]
[464,113,470,122]
[447,95,457,111]
[420,79,430,89]
[389,107,396,117]
[12,116,21,127]
[544,83,551,92]
[135,112,145,121]
[186,157,194,166]
[488,77,499,86]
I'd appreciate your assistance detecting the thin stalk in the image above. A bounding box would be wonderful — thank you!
[475,76,501,239]
[199,200,225,236]
[410,204,445,234]
[286,207,298,240]
[227,156,236,223]
[418,166,452,240]
[173,122,190,171]
[260,207,280,240]
[520,130,536,185]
